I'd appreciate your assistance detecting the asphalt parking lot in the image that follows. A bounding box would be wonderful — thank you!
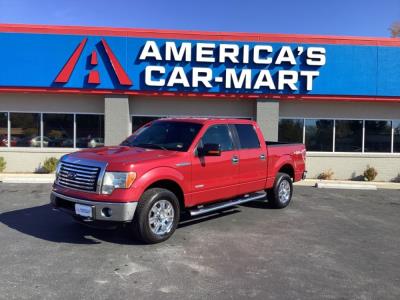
[0,184,399,300]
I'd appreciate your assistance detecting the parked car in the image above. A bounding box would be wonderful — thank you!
[51,118,306,243]
[87,138,104,148]
[16,136,50,147]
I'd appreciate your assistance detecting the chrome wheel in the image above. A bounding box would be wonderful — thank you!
[278,180,291,204]
[148,200,175,235]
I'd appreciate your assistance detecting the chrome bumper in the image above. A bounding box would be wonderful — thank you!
[50,191,137,222]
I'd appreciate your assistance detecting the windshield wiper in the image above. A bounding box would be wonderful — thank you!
[134,143,169,150]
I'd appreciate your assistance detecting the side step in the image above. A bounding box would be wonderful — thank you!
[189,191,267,217]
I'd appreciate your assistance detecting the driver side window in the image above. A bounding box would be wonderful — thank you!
[200,124,234,151]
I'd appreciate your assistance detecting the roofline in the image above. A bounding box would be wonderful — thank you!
[1,87,400,103]
[0,23,400,47]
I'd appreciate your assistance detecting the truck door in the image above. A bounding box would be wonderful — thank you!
[232,123,267,194]
[190,124,240,206]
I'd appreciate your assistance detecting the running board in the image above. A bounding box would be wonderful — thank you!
[189,191,267,217]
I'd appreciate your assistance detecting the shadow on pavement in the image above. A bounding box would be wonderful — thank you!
[0,204,143,245]
[0,204,244,245]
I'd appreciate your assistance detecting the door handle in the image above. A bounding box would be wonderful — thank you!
[232,155,239,164]
[259,154,266,160]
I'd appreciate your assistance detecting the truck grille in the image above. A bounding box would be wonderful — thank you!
[57,161,101,192]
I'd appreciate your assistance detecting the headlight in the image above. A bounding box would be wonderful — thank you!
[101,172,137,195]
[55,161,62,179]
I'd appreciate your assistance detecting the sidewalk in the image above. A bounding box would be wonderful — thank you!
[295,179,400,190]
[0,173,399,190]
[0,173,55,183]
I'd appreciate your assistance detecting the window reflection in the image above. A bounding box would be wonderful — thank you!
[393,121,400,153]
[43,114,74,148]
[335,120,363,152]
[11,113,41,147]
[76,114,104,148]
[278,119,303,143]
[0,112,7,147]
[364,121,392,153]
[305,119,334,151]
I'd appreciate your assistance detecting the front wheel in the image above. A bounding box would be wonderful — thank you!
[267,172,293,209]
[131,188,180,244]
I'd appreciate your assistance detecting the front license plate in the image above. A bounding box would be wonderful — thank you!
[75,204,93,218]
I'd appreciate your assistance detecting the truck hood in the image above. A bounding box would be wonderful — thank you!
[66,146,181,169]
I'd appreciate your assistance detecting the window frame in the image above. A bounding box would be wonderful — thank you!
[278,117,400,154]
[231,123,261,150]
[197,123,236,153]
[0,111,104,149]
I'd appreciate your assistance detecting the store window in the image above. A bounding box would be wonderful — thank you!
[132,116,160,133]
[364,120,392,153]
[10,113,40,147]
[334,120,363,152]
[278,119,304,143]
[234,124,260,149]
[76,114,104,148]
[0,112,7,147]
[305,119,334,151]
[393,120,400,153]
[43,114,74,148]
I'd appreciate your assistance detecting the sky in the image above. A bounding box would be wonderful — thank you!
[0,0,399,37]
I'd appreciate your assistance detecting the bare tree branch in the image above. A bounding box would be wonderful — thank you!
[389,22,400,37]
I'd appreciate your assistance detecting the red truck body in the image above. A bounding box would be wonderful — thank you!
[51,118,306,243]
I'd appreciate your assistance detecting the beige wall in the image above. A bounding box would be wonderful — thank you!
[0,148,71,173]
[0,93,104,113]
[130,96,255,119]
[280,101,400,119]
[307,153,400,182]
[1,94,400,181]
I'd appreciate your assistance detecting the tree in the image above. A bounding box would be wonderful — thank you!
[390,22,400,37]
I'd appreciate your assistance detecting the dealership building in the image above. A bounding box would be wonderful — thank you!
[0,24,399,181]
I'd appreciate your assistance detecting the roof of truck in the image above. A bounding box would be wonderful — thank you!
[156,117,256,125]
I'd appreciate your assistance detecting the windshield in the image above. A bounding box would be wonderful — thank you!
[121,121,202,152]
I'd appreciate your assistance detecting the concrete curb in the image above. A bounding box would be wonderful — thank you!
[315,182,377,190]
[295,179,399,190]
[0,174,55,184]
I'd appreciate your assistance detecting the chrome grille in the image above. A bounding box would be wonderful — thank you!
[57,161,101,192]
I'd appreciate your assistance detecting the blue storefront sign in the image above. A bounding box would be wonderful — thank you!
[0,28,399,98]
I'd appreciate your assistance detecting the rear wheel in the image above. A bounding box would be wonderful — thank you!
[267,172,293,209]
[131,188,180,244]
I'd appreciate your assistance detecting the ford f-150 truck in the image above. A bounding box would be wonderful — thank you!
[51,118,306,243]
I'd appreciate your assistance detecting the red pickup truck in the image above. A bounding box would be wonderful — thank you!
[51,118,306,243]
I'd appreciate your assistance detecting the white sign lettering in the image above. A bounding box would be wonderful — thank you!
[138,41,326,91]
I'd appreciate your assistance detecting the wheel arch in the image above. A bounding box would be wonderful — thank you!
[277,163,295,180]
[145,179,185,211]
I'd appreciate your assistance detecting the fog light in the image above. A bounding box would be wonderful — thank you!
[101,207,112,218]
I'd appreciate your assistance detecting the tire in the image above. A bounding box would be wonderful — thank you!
[131,188,180,244]
[266,172,293,209]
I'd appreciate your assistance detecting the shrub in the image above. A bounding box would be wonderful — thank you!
[318,169,334,180]
[0,157,6,173]
[42,157,59,173]
[363,165,378,181]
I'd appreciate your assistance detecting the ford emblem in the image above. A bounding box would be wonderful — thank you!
[66,171,77,179]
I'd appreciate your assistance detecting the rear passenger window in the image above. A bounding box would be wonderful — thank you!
[235,124,260,149]
[200,125,233,151]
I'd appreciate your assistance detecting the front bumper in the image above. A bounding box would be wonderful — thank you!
[50,191,137,222]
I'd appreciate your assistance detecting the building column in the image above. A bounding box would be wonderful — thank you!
[256,99,280,141]
[104,95,131,146]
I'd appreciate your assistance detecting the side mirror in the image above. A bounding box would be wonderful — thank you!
[199,143,221,156]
